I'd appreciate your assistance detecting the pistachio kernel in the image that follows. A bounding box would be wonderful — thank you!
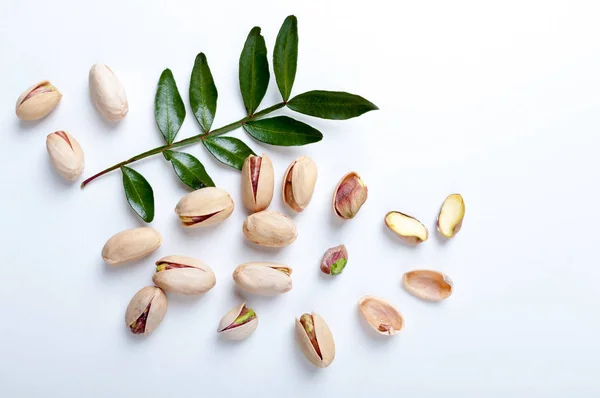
[130,301,151,334]
[300,313,322,359]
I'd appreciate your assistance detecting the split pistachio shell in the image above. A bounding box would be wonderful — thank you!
[101,227,162,265]
[217,302,258,340]
[403,270,453,301]
[152,255,216,295]
[16,80,62,121]
[295,312,335,368]
[46,131,84,181]
[282,156,318,212]
[437,194,465,238]
[125,286,168,336]
[175,187,234,228]
[385,211,429,244]
[333,172,368,219]
[241,154,274,212]
[89,64,128,122]
[358,296,404,336]
[242,211,297,247]
[233,262,292,296]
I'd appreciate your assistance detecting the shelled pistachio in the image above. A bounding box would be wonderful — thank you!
[333,172,367,219]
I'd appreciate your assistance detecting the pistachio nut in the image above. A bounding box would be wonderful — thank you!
[101,227,162,266]
[437,193,465,238]
[175,187,234,228]
[358,296,404,336]
[384,211,429,244]
[241,153,274,212]
[46,131,85,181]
[282,156,318,212]
[89,64,128,122]
[15,80,62,121]
[125,286,168,336]
[217,302,258,340]
[233,262,292,296]
[242,211,297,247]
[295,312,335,368]
[320,244,348,275]
[333,172,368,219]
[402,270,453,301]
[152,255,216,295]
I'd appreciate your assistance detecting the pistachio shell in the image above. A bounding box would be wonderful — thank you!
[233,262,292,296]
[384,211,429,244]
[217,302,258,340]
[101,227,162,265]
[333,171,368,219]
[89,64,128,122]
[242,211,297,247]
[125,286,168,336]
[295,312,335,368]
[152,255,216,295]
[282,156,318,212]
[241,154,274,212]
[46,131,85,181]
[16,80,62,121]
[437,194,465,238]
[403,270,453,301]
[175,187,234,228]
[358,296,404,336]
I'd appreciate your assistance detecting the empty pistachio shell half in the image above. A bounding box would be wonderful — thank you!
[217,302,258,340]
[403,270,453,301]
[46,131,85,181]
[282,156,318,212]
[358,296,404,336]
[125,286,168,336]
[175,187,234,228]
[16,80,62,121]
[101,227,162,266]
[384,211,429,244]
[295,312,335,368]
[152,255,216,295]
[333,172,368,219]
[437,194,465,238]
[320,245,348,275]
[89,64,128,122]
[241,153,274,213]
[242,211,297,247]
[233,262,292,296]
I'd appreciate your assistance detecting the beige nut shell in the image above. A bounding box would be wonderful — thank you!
[295,312,335,368]
[46,131,85,181]
[384,211,429,244]
[101,227,162,265]
[217,302,258,340]
[402,270,453,301]
[358,296,404,336]
[125,286,168,336]
[16,80,62,121]
[89,64,128,122]
[175,187,234,228]
[282,156,318,212]
[233,262,293,296]
[241,154,274,213]
[152,255,216,295]
[242,211,297,247]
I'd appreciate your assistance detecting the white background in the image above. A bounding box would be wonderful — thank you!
[1,0,600,396]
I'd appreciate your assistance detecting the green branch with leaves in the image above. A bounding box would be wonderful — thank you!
[81,15,378,222]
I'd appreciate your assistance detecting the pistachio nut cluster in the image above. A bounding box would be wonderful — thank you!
[125,286,168,336]
[89,64,129,122]
[175,187,234,227]
[241,154,274,212]
[217,302,258,340]
[152,255,216,295]
[282,156,318,212]
[16,80,62,121]
[46,131,85,181]
[296,312,335,368]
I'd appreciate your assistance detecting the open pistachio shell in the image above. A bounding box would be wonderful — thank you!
[358,296,404,336]
[332,171,368,219]
[233,262,292,296]
[403,270,453,301]
[295,312,335,368]
[125,286,168,336]
[241,153,274,213]
[175,187,234,228]
[217,302,258,340]
[385,211,429,244]
[437,193,465,238]
[282,156,318,212]
[152,255,216,295]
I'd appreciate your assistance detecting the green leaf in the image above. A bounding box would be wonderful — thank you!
[203,137,256,170]
[239,27,270,116]
[164,150,215,190]
[155,69,186,144]
[273,15,298,102]
[190,53,218,132]
[121,166,154,223]
[287,90,378,120]
[243,116,322,146]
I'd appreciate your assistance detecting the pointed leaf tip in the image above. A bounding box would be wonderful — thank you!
[274,15,299,102]
[190,52,218,132]
[121,166,155,223]
[287,90,378,120]
[239,26,270,115]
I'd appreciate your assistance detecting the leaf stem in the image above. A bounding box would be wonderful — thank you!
[81,101,286,188]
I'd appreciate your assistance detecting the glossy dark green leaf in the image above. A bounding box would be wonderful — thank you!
[164,150,215,190]
[155,69,186,144]
[121,166,154,223]
[287,90,378,120]
[190,53,218,132]
[239,27,270,116]
[203,137,256,170]
[273,15,298,102]
[243,116,322,146]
